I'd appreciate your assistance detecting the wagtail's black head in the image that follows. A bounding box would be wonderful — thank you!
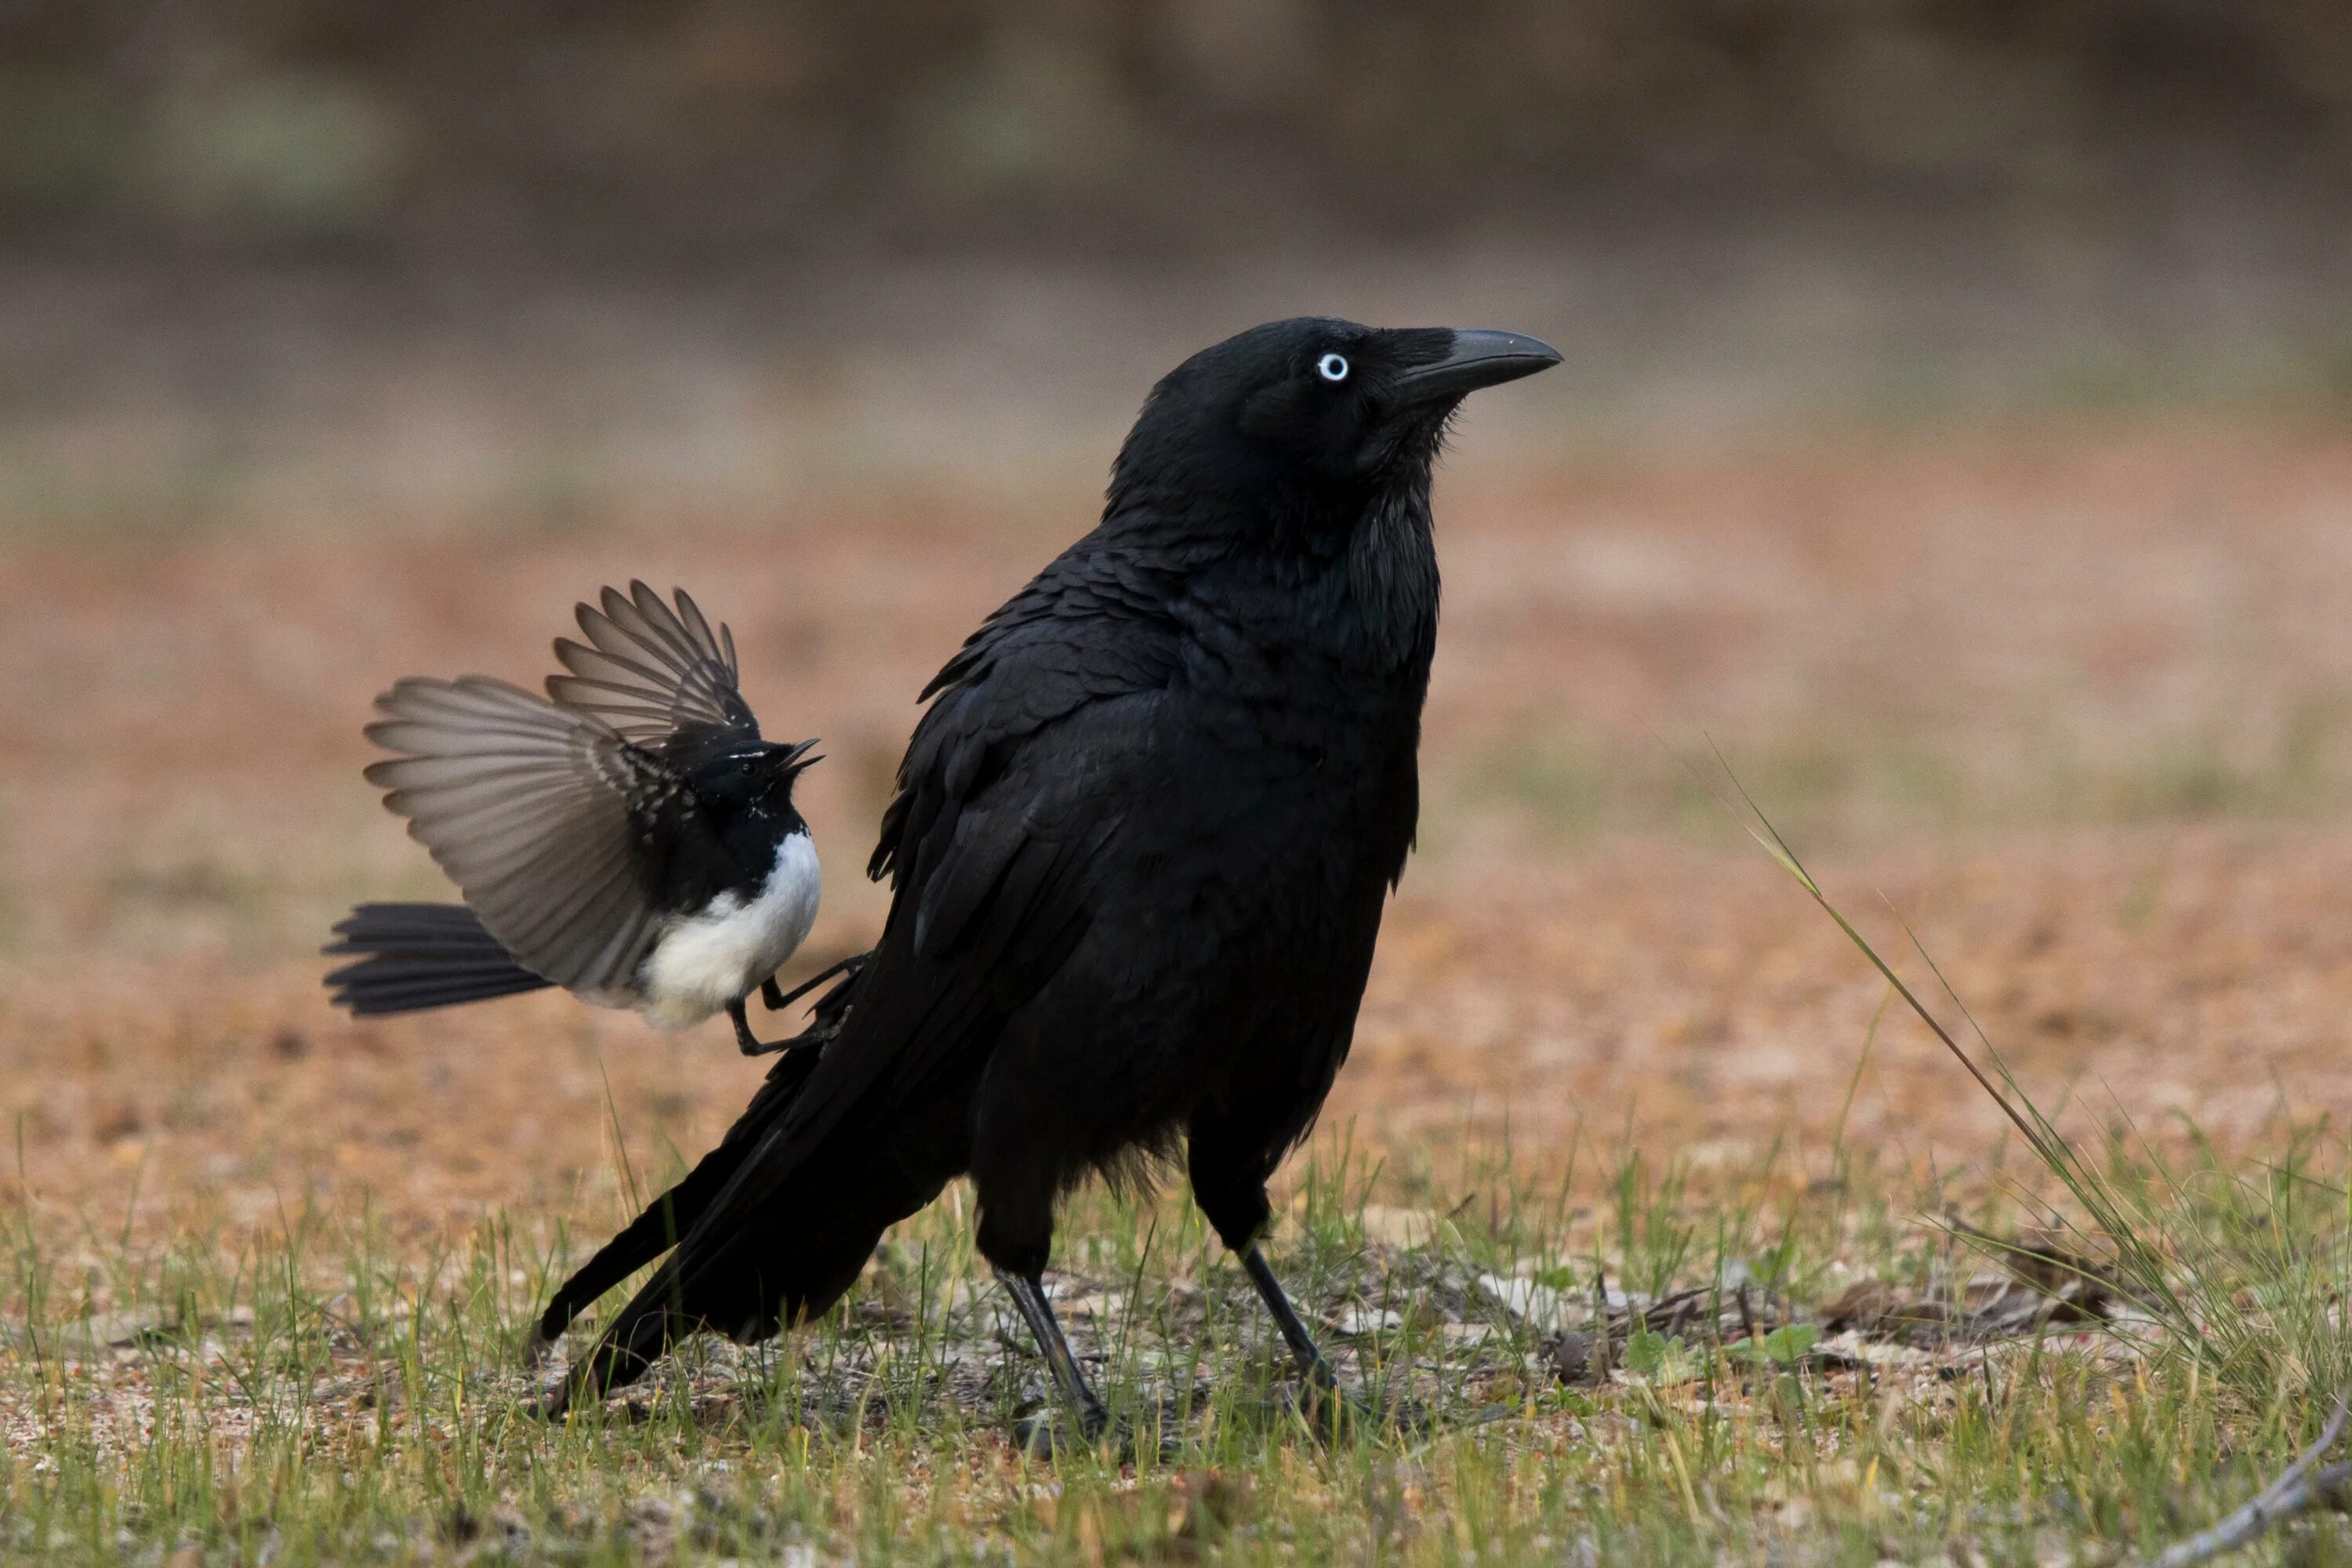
[1109,318,1559,521]
[693,736,822,807]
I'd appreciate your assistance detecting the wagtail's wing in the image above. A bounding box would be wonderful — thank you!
[364,676,699,996]
[546,583,760,768]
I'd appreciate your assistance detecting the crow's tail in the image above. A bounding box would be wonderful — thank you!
[529,1043,826,1358]
[527,956,900,1412]
[323,902,554,1015]
[553,1105,957,1411]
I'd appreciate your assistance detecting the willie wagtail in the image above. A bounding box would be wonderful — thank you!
[325,583,840,1054]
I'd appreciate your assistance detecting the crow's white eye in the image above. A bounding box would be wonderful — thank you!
[1316,353,1349,383]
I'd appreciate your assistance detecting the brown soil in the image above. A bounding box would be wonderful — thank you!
[4,417,2351,1245]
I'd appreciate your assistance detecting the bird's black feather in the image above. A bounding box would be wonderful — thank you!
[547,320,1559,1407]
[547,581,760,768]
[324,902,555,1013]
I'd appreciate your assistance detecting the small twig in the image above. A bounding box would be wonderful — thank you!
[2138,1395,2350,1568]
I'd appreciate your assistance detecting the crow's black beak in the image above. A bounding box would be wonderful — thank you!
[1393,329,1561,403]
[780,738,823,771]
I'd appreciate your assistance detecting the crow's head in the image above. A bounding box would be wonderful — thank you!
[1109,318,1559,521]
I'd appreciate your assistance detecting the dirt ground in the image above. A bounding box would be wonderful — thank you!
[5,413,2352,1253]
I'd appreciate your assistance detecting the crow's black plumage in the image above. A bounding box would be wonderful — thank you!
[539,319,1559,1432]
[325,584,829,1055]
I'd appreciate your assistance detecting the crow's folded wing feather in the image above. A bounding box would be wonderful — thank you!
[648,535,1189,1288]
[364,676,684,994]
[545,582,759,764]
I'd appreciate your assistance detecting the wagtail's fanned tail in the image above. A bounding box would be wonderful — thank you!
[324,901,555,1015]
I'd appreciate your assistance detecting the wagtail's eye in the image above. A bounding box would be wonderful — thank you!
[1316,353,1349,383]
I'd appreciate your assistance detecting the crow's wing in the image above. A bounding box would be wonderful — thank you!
[364,676,687,995]
[546,582,759,764]
[873,524,1207,956]
[604,535,1189,1312]
[829,532,1192,1072]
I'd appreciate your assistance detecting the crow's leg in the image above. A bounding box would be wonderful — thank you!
[1188,1112,1358,1426]
[994,1266,1109,1440]
[760,977,787,1011]
[726,999,779,1056]
[1238,1245,1341,1396]
[973,1116,1112,1450]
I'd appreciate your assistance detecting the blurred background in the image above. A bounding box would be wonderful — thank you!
[9,0,2352,522]
[4,1,2352,1227]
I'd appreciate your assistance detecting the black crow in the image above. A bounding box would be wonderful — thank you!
[325,583,835,1056]
[539,319,1559,1436]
